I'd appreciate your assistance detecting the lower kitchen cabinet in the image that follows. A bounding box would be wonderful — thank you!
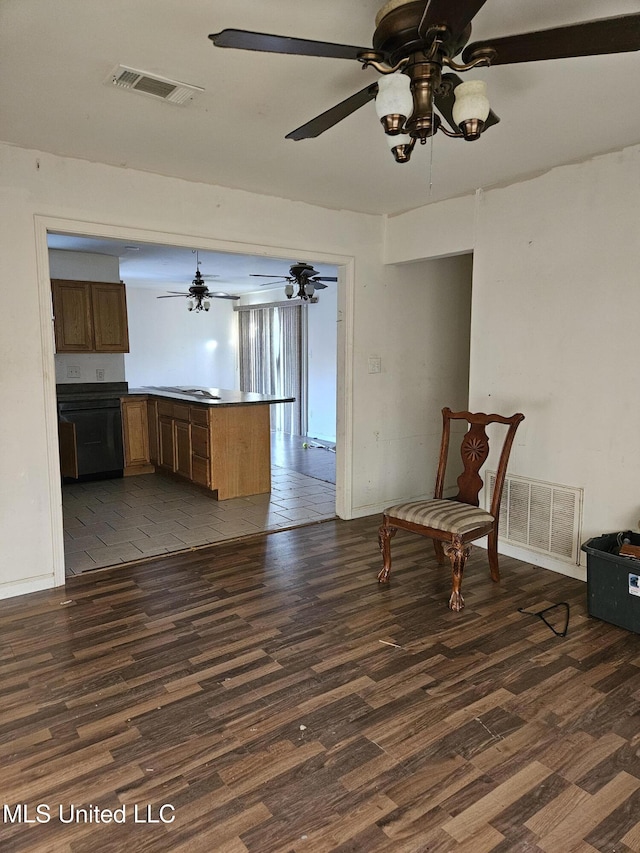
[191,455,210,488]
[121,394,272,500]
[121,397,154,476]
[158,415,175,471]
[147,399,158,464]
[174,420,192,480]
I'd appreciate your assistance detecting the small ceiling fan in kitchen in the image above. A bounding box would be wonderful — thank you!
[209,0,640,165]
[250,261,337,302]
[157,252,240,312]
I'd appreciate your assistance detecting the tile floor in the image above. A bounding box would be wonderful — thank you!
[62,433,336,575]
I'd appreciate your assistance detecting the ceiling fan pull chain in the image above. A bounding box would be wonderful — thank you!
[428,105,435,195]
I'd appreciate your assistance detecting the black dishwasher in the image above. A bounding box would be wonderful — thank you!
[57,382,126,480]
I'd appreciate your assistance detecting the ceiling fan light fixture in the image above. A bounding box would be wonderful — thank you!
[386,131,414,162]
[304,282,315,297]
[285,283,295,299]
[375,72,413,134]
[452,80,490,141]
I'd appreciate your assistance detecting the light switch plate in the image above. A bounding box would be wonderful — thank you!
[368,356,381,374]
[66,365,81,379]
[96,369,105,381]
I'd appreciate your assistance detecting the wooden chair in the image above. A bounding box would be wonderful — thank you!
[378,407,525,611]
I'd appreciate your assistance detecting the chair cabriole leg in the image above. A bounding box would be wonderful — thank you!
[487,529,500,582]
[377,521,397,583]
[445,536,471,611]
[433,540,445,565]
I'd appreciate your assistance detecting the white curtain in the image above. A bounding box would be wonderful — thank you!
[238,303,306,435]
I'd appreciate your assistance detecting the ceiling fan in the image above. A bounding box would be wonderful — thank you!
[210,0,640,163]
[251,261,338,301]
[157,252,240,312]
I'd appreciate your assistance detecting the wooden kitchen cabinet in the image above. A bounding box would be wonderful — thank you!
[174,420,192,480]
[158,416,175,471]
[158,402,192,479]
[191,423,211,487]
[147,399,158,464]
[91,283,130,352]
[51,279,129,353]
[209,404,271,499]
[121,397,154,476]
[119,392,273,500]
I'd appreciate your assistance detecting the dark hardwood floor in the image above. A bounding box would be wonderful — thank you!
[2,516,639,852]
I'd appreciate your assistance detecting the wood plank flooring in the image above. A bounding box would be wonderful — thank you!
[1,516,640,852]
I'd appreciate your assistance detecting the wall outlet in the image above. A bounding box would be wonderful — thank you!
[96,369,105,381]
[368,356,382,374]
[66,365,81,379]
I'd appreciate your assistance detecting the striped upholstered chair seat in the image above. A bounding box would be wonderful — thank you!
[383,499,494,536]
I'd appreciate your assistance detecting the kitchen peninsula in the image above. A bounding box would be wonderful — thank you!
[121,386,294,500]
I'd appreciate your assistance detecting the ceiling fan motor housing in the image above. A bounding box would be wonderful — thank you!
[374,1,472,66]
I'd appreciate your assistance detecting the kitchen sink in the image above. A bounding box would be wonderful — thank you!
[151,386,221,399]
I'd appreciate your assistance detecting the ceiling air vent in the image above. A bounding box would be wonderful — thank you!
[108,65,203,105]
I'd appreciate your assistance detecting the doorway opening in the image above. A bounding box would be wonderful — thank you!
[43,227,347,579]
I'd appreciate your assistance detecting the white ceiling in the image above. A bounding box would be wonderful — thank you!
[2,0,640,216]
[47,233,338,295]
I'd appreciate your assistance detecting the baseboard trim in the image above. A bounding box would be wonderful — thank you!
[0,574,61,601]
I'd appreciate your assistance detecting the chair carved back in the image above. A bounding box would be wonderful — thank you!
[434,408,525,515]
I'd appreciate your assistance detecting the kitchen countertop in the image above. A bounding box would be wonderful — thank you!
[128,386,295,407]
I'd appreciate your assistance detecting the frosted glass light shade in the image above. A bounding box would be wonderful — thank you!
[452,80,490,126]
[386,132,414,163]
[375,73,413,123]
[285,283,295,298]
[386,132,412,150]
[304,282,315,297]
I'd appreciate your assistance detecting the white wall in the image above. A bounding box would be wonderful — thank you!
[124,285,237,389]
[356,254,472,507]
[384,195,475,265]
[49,249,126,384]
[49,248,119,282]
[386,142,640,577]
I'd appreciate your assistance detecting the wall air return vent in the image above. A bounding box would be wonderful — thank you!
[107,66,204,105]
[486,472,583,564]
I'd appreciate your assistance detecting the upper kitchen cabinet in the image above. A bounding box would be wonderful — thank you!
[51,279,130,353]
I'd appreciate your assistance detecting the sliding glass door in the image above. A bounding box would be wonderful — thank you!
[237,302,307,435]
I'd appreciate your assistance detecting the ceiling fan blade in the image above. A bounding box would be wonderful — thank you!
[260,280,287,286]
[250,273,285,278]
[286,82,379,141]
[436,73,499,132]
[419,0,489,39]
[208,292,240,300]
[157,294,189,299]
[311,282,328,290]
[483,106,500,131]
[209,29,372,61]
[462,13,640,65]
[313,276,338,282]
